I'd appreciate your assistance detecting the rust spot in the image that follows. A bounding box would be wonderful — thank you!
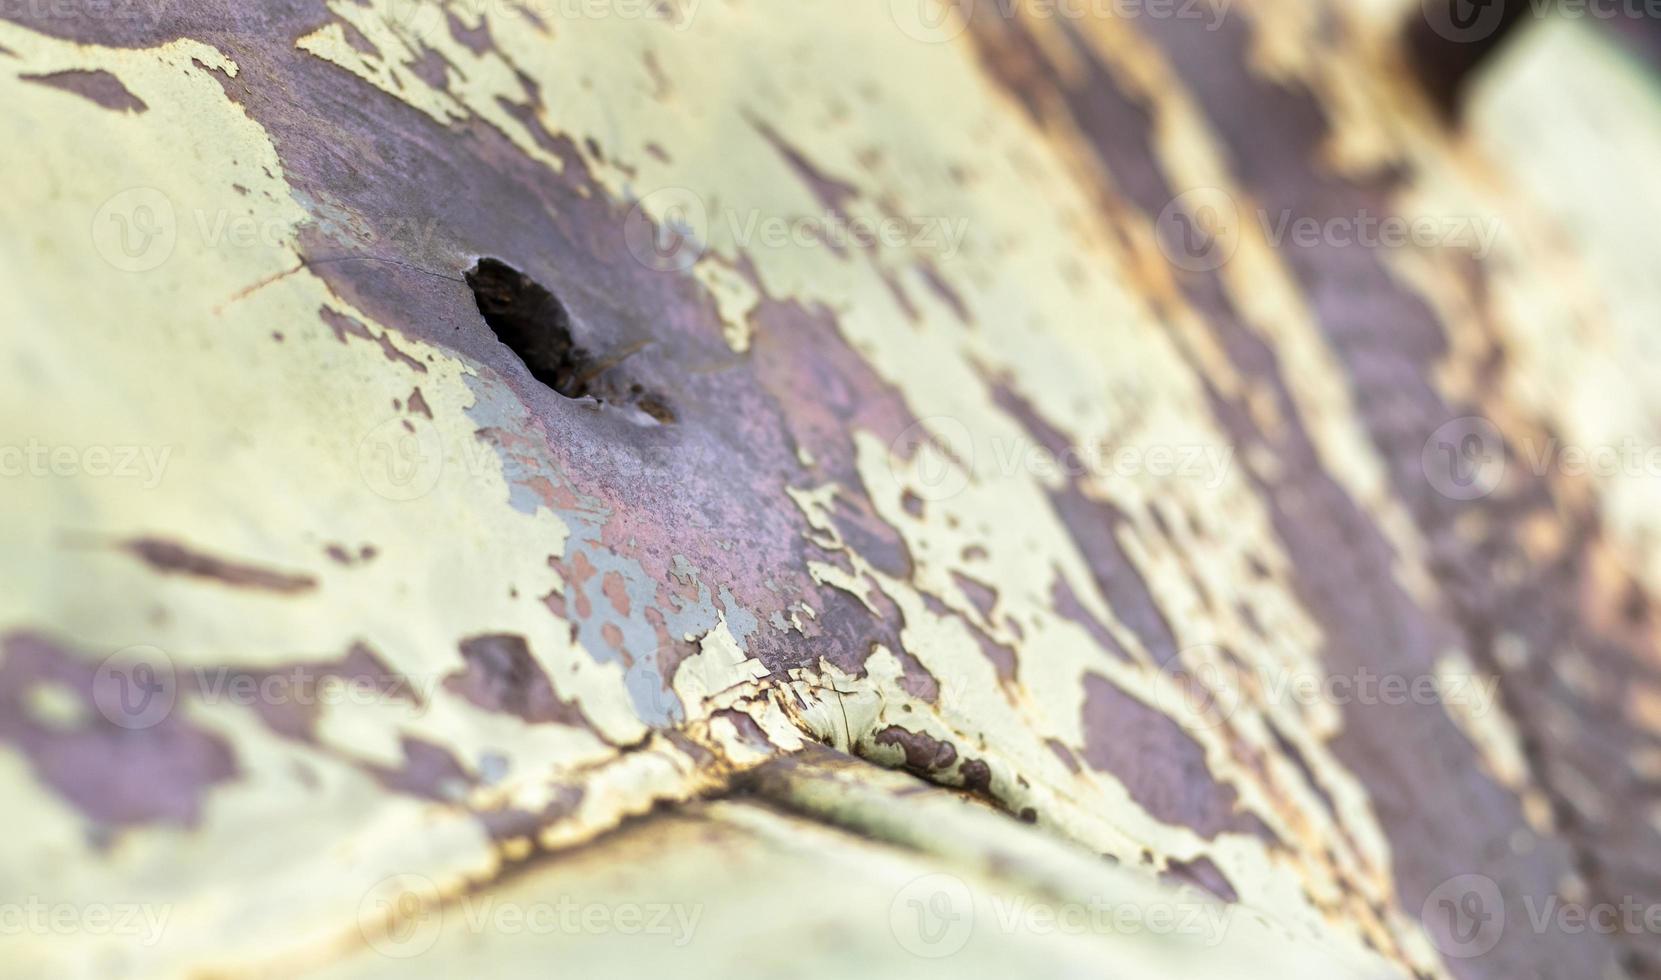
[477,784,585,843]
[951,571,999,621]
[366,730,582,844]
[445,634,590,730]
[196,642,418,743]
[369,736,473,801]
[446,9,494,55]
[917,260,971,325]
[21,69,146,113]
[874,725,958,773]
[601,570,632,616]
[830,491,913,579]
[1078,673,1256,840]
[0,632,237,830]
[748,115,861,237]
[1265,718,1338,821]
[1046,737,1082,774]
[122,537,317,594]
[318,306,426,373]
[1050,571,1134,664]
[407,46,454,92]
[920,591,1016,685]
[991,378,1179,666]
[713,707,776,753]
[1164,855,1239,903]
[320,306,373,344]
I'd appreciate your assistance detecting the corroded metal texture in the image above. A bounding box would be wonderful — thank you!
[3,1,1661,977]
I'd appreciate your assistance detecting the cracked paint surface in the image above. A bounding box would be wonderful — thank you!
[2,1,1660,977]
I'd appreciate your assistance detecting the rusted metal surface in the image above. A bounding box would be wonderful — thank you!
[2,1,1660,977]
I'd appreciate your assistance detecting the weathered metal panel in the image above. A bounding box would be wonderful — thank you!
[1,1,1658,977]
